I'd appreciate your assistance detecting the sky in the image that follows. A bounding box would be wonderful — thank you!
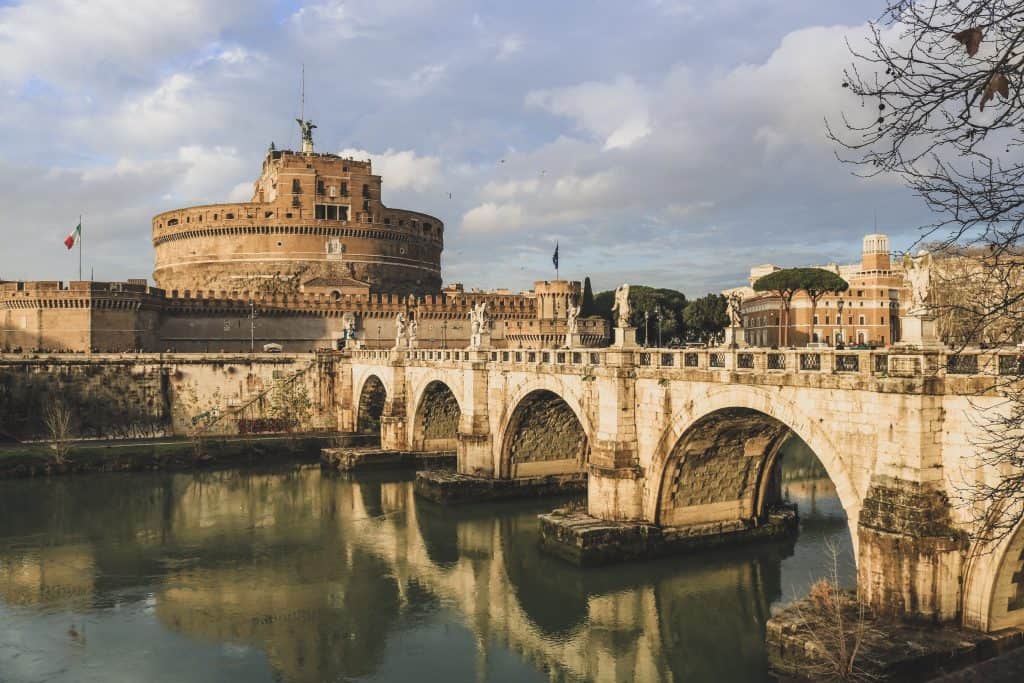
[0,0,933,297]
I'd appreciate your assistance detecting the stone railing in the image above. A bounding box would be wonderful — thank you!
[344,345,1022,380]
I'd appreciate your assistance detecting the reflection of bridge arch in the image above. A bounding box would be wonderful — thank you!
[647,385,860,548]
[410,379,461,451]
[355,374,387,435]
[498,387,590,479]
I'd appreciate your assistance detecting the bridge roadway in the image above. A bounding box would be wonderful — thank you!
[320,343,1023,632]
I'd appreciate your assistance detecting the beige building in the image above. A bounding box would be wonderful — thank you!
[0,122,608,353]
[732,234,904,348]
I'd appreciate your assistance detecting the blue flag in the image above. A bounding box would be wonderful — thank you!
[552,242,559,270]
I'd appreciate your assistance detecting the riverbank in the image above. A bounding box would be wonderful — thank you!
[0,433,376,478]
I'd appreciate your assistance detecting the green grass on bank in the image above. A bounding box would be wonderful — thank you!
[0,434,340,475]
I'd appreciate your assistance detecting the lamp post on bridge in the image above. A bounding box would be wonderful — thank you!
[837,299,846,348]
[643,310,650,348]
[442,319,448,349]
[655,308,662,348]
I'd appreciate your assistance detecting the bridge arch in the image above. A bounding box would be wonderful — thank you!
[498,380,592,479]
[976,519,1024,631]
[410,379,462,452]
[646,385,861,548]
[354,373,388,435]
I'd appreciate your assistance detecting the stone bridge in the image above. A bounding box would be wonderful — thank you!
[320,344,1024,633]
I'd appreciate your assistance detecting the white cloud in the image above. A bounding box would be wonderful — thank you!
[338,148,442,193]
[462,202,524,233]
[376,63,448,99]
[0,0,256,86]
[527,76,651,150]
[497,35,523,60]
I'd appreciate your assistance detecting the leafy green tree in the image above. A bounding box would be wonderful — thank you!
[593,286,688,346]
[800,269,850,344]
[580,277,595,316]
[683,294,730,344]
[752,268,847,346]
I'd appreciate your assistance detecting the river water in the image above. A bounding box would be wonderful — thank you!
[0,440,853,683]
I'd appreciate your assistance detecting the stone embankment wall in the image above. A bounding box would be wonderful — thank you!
[0,353,333,442]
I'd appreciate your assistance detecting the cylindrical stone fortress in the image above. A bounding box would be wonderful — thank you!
[153,148,442,297]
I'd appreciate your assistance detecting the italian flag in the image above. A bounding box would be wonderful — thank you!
[64,222,81,250]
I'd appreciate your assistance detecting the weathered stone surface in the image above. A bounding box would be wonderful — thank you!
[538,504,798,567]
[414,470,586,504]
[320,447,454,472]
[766,592,1024,682]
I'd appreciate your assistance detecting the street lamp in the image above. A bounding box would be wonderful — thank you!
[644,310,650,348]
[836,299,845,347]
[655,308,662,348]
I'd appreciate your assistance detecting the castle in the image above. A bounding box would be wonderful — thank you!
[1,123,608,353]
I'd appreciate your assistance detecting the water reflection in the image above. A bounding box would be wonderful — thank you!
[0,440,852,683]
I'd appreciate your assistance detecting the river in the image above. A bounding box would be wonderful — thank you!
[0,438,853,682]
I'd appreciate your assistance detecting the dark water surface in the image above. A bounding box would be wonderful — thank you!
[0,442,853,682]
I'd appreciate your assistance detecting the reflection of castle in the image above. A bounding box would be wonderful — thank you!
[0,122,608,353]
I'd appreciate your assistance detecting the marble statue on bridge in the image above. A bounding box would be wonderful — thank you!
[902,250,933,315]
[611,284,631,328]
[565,304,581,348]
[407,317,418,349]
[394,312,407,349]
[469,302,490,349]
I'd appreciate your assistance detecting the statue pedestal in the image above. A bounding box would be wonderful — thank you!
[896,314,943,350]
[468,333,491,351]
[724,326,746,348]
[564,333,582,349]
[612,327,638,349]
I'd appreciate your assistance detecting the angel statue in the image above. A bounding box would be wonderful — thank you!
[611,284,631,328]
[565,304,581,348]
[394,312,407,349]
[296,118,317,145]
[469,302,489,348]
[902,250,933,314]
[407,318,418,348]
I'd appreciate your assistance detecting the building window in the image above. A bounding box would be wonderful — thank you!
[317,180,325,194]
[881,316,885,324]
[292,179,301,193]
[859,315,865,325]
[315,204,326,219]
[341,182,348,196]
[362,183,370,198]
[363,199,370,211]
[825,315,830,325]
[384,218,391,225]
[167,218,179,226]
[813,314,819,325]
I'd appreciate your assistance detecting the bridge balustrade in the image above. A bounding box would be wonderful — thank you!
[835,354,859,373]
[798,353,821,371]
[947,354,979,375]
[737,352,754,369]
[709,352,726,368]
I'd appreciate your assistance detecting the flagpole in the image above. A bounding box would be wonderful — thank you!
[78,215,82,281]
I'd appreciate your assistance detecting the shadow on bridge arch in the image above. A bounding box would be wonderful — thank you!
[646,386,862,555]
[356,374,387,436]
[411,380,461,452]
[974,518,1024,631]
[499,388,590,479]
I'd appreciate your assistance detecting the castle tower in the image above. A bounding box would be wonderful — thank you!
[861,233,891,271]
[151,123,444,297]
[534,280,580,321]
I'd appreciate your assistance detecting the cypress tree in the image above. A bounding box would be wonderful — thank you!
[581,276,595,315]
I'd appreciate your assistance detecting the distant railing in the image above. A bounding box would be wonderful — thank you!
[338,344,1021,381]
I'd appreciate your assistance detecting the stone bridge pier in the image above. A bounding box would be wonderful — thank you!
[327,346,1024,631]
